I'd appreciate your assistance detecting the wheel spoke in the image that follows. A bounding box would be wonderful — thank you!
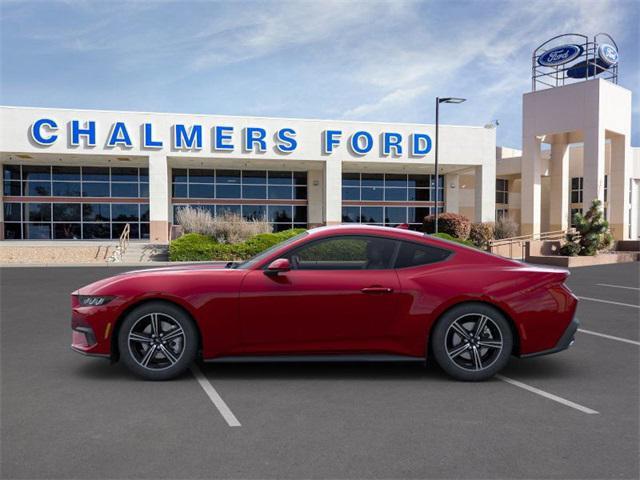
[448,342,470,359]
[477,340,502,349]
[158,344,178,365]
[162,327,184,342]
[140,345,158,367]
[451,322,471,340]
[129,332,151,343]
[150,313,160,336]
[471,346,483,370]
[474,315,488,337]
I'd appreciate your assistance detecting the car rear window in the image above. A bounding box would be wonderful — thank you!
[394,241,451,268]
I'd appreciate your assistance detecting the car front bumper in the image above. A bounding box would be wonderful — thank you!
[518,316,580,359]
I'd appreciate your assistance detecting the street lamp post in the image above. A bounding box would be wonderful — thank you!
[434,96,466,234]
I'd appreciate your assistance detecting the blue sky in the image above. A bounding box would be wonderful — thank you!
[1,0,638,148]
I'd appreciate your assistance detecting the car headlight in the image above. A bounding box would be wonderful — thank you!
[77,295,115,306]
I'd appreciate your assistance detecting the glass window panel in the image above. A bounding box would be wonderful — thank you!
[83,223,110,239]
[217,204,241,216]
[54,223,81,239]
[385,174,407,187]
[4,202,21,221]
[140,204,150,221]
[53,203,81,221]
[436,188,445,202]
[111,183,139,198]
[26,181,51,196]
[26,203,51,221]
[243,205,267,221]
[188,183,215,199]
[409,188,429,201]
[82,182,109,197]
[408,174,429,188]
[3,181,21,196]
[83,203,110,221]
[342,206,359,223]
[385,207,406,224]
[189,169,215,183]
[268,171,292,185]
[3,165,21,181]
[294,206,307,223]
[22,165,50,181]
[242,170,266,184]
[242,185,267,199]
[216,170,241,184]
[139,168,149,182]
[25,223,51,239]
[293,171,307,185]
[268,205,292,223]
[361,187,383,201]
[342,187,360,201]
[112,203,139,221]
[82,167,109,182]
[52,166,80,181]
[571,177,581,189]
[272,223,292,232]
[360,206,383,223]
[140,183,149,197]
[215,184,240,199]
[291,236,396,270]
[4,222,22,239]
[342,173,360,186]
[172,183,187,198]
[110,167,139,181]
[268,185,292,199]
[395,242,451,268]
[113,223,139,239]
[172,169,188,183]
[141,223,150,239]
[294,186,308,199]
[361,173,384,187]
[52,182,81,197]
[408,207,429,224]
[385,188,407,201]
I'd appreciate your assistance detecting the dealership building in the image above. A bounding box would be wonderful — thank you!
[0,35,638,244]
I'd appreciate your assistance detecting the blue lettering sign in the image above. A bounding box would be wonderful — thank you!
[411,133,432,156]
[275,128,297,153]
[107,122,132,148]
[173,124,202,150]
[30,118,58,145]
[214,126,234,151]
[383,132,403,156]
[71,120,96,147]
[143,123,163,148]
[323,130,342,154]
[244,127,267,152]
[350,131,373,155]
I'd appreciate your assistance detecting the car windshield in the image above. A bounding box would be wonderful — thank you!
[234,231,309,269]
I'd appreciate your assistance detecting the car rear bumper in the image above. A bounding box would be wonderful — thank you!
[518,316,580,359]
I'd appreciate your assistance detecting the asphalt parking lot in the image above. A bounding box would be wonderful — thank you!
[1,262,638,479]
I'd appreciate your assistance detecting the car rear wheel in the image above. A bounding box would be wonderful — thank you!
[431,303,513,381]
[118,302,198,380]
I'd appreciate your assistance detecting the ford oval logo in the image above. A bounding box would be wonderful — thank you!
[598,44,618,66]
[538,44,583,67]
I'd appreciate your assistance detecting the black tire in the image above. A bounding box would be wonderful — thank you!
[118,301,198,381]
[431,302,513,381]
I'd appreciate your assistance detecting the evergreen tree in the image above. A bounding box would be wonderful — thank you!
[560,199,613,256]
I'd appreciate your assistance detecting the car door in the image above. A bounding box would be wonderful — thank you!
[237,235,403,354]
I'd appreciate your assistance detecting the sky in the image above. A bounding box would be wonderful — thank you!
[1,0,638,148]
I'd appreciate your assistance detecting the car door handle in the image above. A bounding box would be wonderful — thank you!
[361,286,394,294]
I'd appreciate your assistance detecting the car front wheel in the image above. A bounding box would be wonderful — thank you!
[118,302,198,380]
[431,303,513,381]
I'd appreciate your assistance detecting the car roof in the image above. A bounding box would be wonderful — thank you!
[307,224,429,240]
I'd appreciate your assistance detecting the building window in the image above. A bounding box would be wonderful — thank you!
[496,208,508,220]
[570,177,583,203]
[2,164,149,240]
[171,168,307,231]
[496,178,508,204]
[604,175,608,203]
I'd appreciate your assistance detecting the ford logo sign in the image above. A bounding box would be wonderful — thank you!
[598,44,618,66]
[538,44,583,67]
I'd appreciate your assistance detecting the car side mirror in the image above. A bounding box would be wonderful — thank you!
[265,258,291,275]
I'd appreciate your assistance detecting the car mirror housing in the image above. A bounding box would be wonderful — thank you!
[265,258,291,275]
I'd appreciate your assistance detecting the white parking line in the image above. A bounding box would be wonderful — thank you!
[578,328,640,346]
[496,375,599,415]
[190,365,241,427]
[596,283,640,291]
[577,296,640,309]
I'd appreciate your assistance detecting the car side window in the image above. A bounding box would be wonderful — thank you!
[287,236,398,270]
[394,241,451,268]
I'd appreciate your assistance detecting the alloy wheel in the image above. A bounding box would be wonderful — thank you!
[127,312,186,370]
[444,313,503,371]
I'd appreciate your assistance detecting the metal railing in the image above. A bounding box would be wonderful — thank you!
[489,229,573,259]
[106,223,131,263]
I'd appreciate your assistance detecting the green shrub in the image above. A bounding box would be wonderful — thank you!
[561,199,613,256]
[169,233,217,261]
[431,232,476,248]
[469,222,495,248]
[423,213,471,240]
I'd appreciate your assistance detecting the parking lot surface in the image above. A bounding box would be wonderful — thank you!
[1,262,638,479]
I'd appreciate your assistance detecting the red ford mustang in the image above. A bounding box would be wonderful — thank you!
[71,225,579,381]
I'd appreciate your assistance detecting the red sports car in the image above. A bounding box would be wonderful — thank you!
[71,225,579,381]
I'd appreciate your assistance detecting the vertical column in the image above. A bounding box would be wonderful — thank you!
[148,153,170,244]
[324,159,342,225]
[306,169,324,228]
[521,135,542,236]
[609,134,631,240]
[582,126,605,212]
[0,167,4,240]
[474,163,495,223]
[549,134,570,231]
[444,173,459,214]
